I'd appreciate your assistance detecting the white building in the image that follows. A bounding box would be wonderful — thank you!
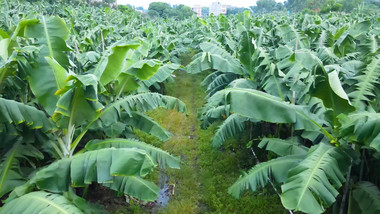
[192,5,202,17]
[209,2,227,16]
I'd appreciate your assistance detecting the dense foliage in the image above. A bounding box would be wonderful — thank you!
[147,2,194,19]
[0,1,194,212]
[186,8,380,214]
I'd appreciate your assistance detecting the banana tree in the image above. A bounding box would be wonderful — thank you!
[0,15,187,213]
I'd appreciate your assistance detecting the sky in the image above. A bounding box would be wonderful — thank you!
[117,0,285,9]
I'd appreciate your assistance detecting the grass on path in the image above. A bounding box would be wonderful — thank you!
[133,69,286,214]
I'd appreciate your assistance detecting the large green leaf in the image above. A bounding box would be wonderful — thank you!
[238,30,255,74]
[0,141,43,198]
[211,114,248,148]
[92,41,140,85]
[229,155,305,198]
[10,19,39,40]
[275,24,309,49]
[0,191,83,214]
[352,181,380,214]
[53,83,104,127]
[101,93,187,126]
[0,38,11,61]
[0,98,53,132]
[25,16,71,115]
[347,20,371,38]
[126,59,162,80]
[281,143,351,214]
[143,63,181,87]
[205,73,238,97]
[85,138,180,169]
[104,176,159,201]
[186,43,244,75]
[340,113,380,151]
[223,88,296,123]
[200,104,231,128]
[258,137,308,156]
[114,73,139,95]
[349,55,380,109]
[311,71,355,118]
[206,88,324,134]
[123,111,172,141]
[29,148,155,192]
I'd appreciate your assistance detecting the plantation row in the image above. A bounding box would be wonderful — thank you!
[0,2,193,213]
[1,1,380,213]
[187,10,380,214]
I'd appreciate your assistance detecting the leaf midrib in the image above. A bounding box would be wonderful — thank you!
[295,145,333,209]
[42,16,54,59]
[0,143,19,195]
[27,193,71,214]
[354,57,379,108]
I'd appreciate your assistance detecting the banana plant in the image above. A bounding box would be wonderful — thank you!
[190,13,380,214]
[0,15,187,213]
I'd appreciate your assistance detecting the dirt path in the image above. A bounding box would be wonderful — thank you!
[144,70,285,214]
[153,70,206,213]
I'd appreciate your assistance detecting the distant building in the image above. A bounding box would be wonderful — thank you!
[192,5,202,17]
[209,2,227,16]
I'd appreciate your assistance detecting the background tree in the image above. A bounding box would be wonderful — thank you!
[176,4,194,19]
[148,2,172,18]
[148,2,194,19]
[320,0,342,13]
[251,0,284,13]
[285,0,363,12]
[118,4,135,13]
[227,7,250,15]
[338,0,363,11]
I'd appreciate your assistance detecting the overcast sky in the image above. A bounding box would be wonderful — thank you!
[117,0,285,9]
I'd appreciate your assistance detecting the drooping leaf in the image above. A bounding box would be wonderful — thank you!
[352,181,380,214]
[349,55,380,109]
[206,88,324,133]
[85,138,180,169]
[311,71,355,117]
[340,113,380,151]
[281,143,351,214]
[258,137,308,156]
[104,176,159,201]
[275,24,309,49]
[0,141,43,198]
[29,148,155,192]
[229,155,305,198]
[212,114,248,148]
[223,88,297,123]
[0,191,83,214]
[122,111,172,141]
[186,42,244,75]
[126,59,162,80]
[100,93,187,126]
[143,63,181,87]
[200,104,230,126]
[0,98,53,132]
[205,72,238,97]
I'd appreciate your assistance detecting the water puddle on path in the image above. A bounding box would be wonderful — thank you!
[156,171,171,207]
